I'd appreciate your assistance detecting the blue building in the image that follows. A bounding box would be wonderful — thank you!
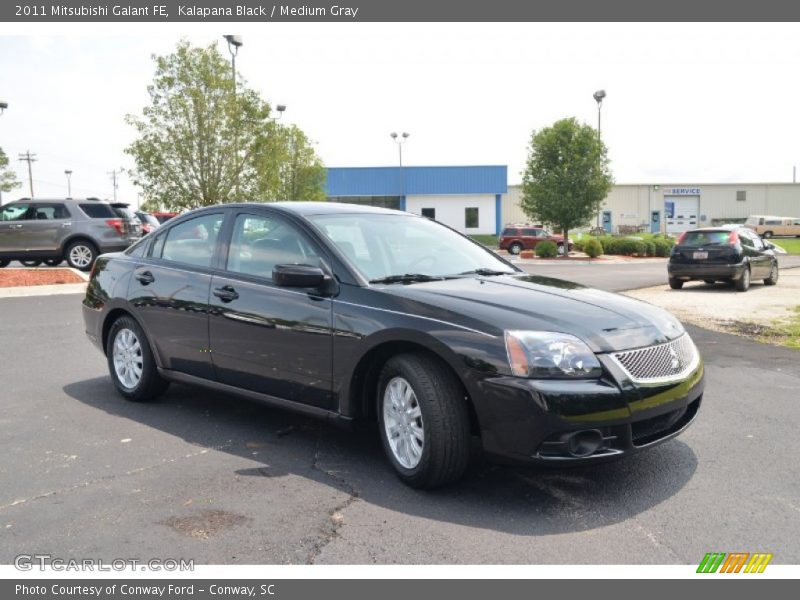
[326,166,508,235]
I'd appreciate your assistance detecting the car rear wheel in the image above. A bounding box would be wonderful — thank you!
[704,280,716,285]
[377,352,470,489]
[107,315,169,402]
[668,278,683,290]
[735,265,751,292]
[44,259,62,267]
[65,240,97,271]
[764,263,779,286]
[762,231,773,239]
[0,260,9,268]
[508,242,523,255]
[20,260,42,267]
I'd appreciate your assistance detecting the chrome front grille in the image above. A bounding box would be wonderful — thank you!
[610,334,700,384]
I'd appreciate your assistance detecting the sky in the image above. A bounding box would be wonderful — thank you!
[1,22,800,206]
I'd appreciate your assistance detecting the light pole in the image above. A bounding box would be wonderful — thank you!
[390,132,410,211]
[64,170,73,197]
[223,35,243,93]
[390,131,410,166]
[593,90,606,229]
[0,101,7,116]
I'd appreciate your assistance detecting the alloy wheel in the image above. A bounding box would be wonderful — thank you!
[112,328,143,390]
[383,376,424,469]
[69,245,93,268]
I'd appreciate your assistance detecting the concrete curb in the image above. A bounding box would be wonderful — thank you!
[0,282,88,298]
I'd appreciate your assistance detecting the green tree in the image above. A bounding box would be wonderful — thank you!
[0,147,21,200]
[520,117,613,251]
[126,41,324,211]
[268,125,326,201]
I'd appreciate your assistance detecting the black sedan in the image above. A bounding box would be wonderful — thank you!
[668,227,779,291]
[82,203,704,488]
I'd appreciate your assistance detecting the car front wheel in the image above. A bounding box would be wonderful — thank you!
[20,260,42,267]
[65,240,97,271]
[669,277,683,290]
[735,265,751,291]
[0,260,9,268]
[764,263,779,286]
[377,353,470,489]
[107,315,169,402]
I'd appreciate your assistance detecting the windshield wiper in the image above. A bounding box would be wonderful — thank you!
[369,273,446,284]
[457,268,515,276]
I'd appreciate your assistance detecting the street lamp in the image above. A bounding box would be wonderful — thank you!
[0,101,7,116]
[271,104,286,121]
[593,90,606,230]
[64,170,73,197]
[390,131,410,167]
[223,35,243,93]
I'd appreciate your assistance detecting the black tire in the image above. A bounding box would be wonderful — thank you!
[764,262,779,286]
[20,260,42,267]
[106,315,169,402]
[763,231,773,239]
[377,352,470,489]
[704,280,716,285]
[65,239,98,271]
[508,242,523,256]
[0,259,9,268]
[668,278,683,290]
[44,259,62,267]
[735,265,751,292]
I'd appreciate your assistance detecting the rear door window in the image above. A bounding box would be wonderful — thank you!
[79,203,117,219]
[30,203,71,220]
[1,204,31,221]
[157,213,225,268]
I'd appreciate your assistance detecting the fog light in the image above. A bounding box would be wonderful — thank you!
[566,429,604,457]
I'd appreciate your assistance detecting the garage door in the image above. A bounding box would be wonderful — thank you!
[665,196,699,234]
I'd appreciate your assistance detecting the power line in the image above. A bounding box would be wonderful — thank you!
[18,150,37,198]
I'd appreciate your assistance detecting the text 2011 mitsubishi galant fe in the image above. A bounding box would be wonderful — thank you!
[82,203,704,488]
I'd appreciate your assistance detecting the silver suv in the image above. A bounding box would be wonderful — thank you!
[0,198,141,271]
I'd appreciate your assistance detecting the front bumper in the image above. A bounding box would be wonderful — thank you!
[471,357,704,463]
[668,261,745,281]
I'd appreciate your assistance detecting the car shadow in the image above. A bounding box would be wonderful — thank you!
[63,377,698,536]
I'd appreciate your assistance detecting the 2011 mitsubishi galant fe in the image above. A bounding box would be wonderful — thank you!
[82,202,704,488]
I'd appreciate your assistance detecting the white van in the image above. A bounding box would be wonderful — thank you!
[744,215,800,238]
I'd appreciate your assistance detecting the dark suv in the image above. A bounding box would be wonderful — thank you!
[498,227,573,255]
[0,198,141,270]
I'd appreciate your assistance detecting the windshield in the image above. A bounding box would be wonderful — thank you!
[308,213,517,282]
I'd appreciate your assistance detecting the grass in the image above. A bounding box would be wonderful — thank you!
[468,234,499,246]
[771,238,800,255]
[725,306,800,349]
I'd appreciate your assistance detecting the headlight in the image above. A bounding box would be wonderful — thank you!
[504,330,602,379]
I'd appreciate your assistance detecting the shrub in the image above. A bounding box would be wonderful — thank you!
[535,241,559,258]
[572,239,586,252]
[653,238,672,257]
[583,238,603,258]
[644,241,656,257]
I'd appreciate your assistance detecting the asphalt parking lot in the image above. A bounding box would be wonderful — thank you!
[1,271,799,564]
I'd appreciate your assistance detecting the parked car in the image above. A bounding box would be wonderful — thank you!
[668,227,778,291]
[0,198,141,270]
[744,215,800,238]
[152,211,179,224]
[135,211,161,235]
[83,202,703,488]
[498,226,573,255]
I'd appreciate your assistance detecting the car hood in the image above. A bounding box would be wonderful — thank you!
[377,274,685,353]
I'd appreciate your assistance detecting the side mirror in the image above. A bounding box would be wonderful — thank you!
[273,264,326,288]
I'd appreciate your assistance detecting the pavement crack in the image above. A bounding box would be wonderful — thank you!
[0,443,230,512]
[305,435,360,564]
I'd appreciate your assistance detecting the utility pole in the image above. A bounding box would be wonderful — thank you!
[108,168,122,202]
[18,150,37,198]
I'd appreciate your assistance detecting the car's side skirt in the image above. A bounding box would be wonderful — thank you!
[156,368,354,430]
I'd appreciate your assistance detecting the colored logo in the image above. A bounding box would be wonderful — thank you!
[697,552,773,573]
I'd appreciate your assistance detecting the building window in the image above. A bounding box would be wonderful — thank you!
[421,208,436,220]
[736,190,746,202]
[465,207,479,229]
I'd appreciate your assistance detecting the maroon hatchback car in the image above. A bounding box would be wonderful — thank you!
[498,227,573,255]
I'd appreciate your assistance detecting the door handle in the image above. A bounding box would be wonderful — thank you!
[134,270,155,285]
[10,224,23,229]
[213,286,239,302]
[61,222,72,228]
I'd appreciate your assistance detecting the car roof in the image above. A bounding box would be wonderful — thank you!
[9,197,108,203]
[208,201,411,217]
